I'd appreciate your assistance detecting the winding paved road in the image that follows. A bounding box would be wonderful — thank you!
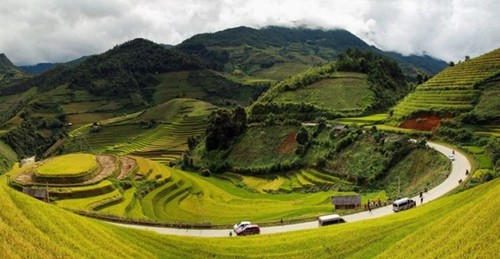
[111,141,471,237]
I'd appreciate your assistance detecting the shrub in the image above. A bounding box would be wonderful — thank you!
[200,168,211,177]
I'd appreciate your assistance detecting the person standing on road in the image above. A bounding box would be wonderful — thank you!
[419,191,424,204]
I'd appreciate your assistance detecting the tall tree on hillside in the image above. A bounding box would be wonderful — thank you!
[205,107,247,151]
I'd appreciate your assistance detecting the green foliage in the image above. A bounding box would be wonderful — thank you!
[436,122,474,143]
[2,115,67,158]
[0,53,30,87]
[205,107,246,151]
[296,127,309,145]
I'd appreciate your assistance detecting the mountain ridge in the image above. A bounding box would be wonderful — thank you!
[179,26,447,78]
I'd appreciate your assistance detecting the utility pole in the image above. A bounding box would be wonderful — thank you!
[46,182,50,203]
[397,176,400,199]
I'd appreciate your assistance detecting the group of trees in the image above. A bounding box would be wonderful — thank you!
[205,107,247,151]
[2,116,67,158]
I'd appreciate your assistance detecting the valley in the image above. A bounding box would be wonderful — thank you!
[0,24,498,258]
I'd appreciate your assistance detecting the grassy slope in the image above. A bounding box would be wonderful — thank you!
[153,70,256,107]
[0,140,17,174]
[392,48,500,120]
[273,72,372,112]
[227,125,300,168]
[0,175,498,258]
[382,148,450,197]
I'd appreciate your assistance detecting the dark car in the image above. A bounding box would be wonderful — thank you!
[235,224,260,236]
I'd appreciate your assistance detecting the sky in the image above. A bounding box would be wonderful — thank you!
[1,0,498,65]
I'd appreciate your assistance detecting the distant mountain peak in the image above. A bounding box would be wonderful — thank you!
[0,53,16,68]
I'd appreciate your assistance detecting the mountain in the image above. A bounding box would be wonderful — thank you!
[19,56,89,74]
[0,38,260,157]
[178,26,447,80]
[0,53,29,86]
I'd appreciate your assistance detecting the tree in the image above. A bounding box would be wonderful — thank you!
[296,127,309,145]
[232,106,247,135]
[205,107,247,151]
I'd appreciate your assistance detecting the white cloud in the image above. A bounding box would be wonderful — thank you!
[0,0,498,65]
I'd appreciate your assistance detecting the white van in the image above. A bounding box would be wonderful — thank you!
[392,198,416,212]
[318,214,346,227]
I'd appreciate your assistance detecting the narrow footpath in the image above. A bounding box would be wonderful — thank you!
[111,141,471,237]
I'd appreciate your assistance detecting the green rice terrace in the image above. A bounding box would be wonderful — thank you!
[392,48,500,125]
[64,98,216,164]
[6,117,453,226]
[6,152,384,224]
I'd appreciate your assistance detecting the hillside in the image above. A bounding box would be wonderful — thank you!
[0,39,259,158]
[179,26,447,80]
[0,174,497,257]
[247,49,409,122]
[392,48,500,130]
[63,98,216,164]
[0,53,29,87]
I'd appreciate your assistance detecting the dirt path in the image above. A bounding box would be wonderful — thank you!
[83,155,117,184]
[117,157,137,180]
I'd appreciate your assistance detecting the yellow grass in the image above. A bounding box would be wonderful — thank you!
[0,175,498,257]
[36,153,97,177]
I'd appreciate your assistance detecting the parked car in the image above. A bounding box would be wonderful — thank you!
[235,224,260,236]
[318,214,346,227]
[392,198,416,212]
[233,221,251,231]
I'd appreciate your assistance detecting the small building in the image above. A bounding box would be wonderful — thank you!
[333,124,348,132]
[22,187,49,202]
[331,194,361,209]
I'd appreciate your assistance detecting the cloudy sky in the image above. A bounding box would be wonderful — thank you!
[1,0,498,65]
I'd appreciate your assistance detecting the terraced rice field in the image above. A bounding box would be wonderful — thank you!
[221,169,351,193]
[56,189,123,211]
[129,115,208,164]
[1,172,498,257]
[475,125,500,137]
[97,167,366,224]
[67,98,214,164]
[392,48,500,120]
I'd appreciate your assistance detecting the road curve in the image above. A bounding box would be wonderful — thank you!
[110,141,471,237]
